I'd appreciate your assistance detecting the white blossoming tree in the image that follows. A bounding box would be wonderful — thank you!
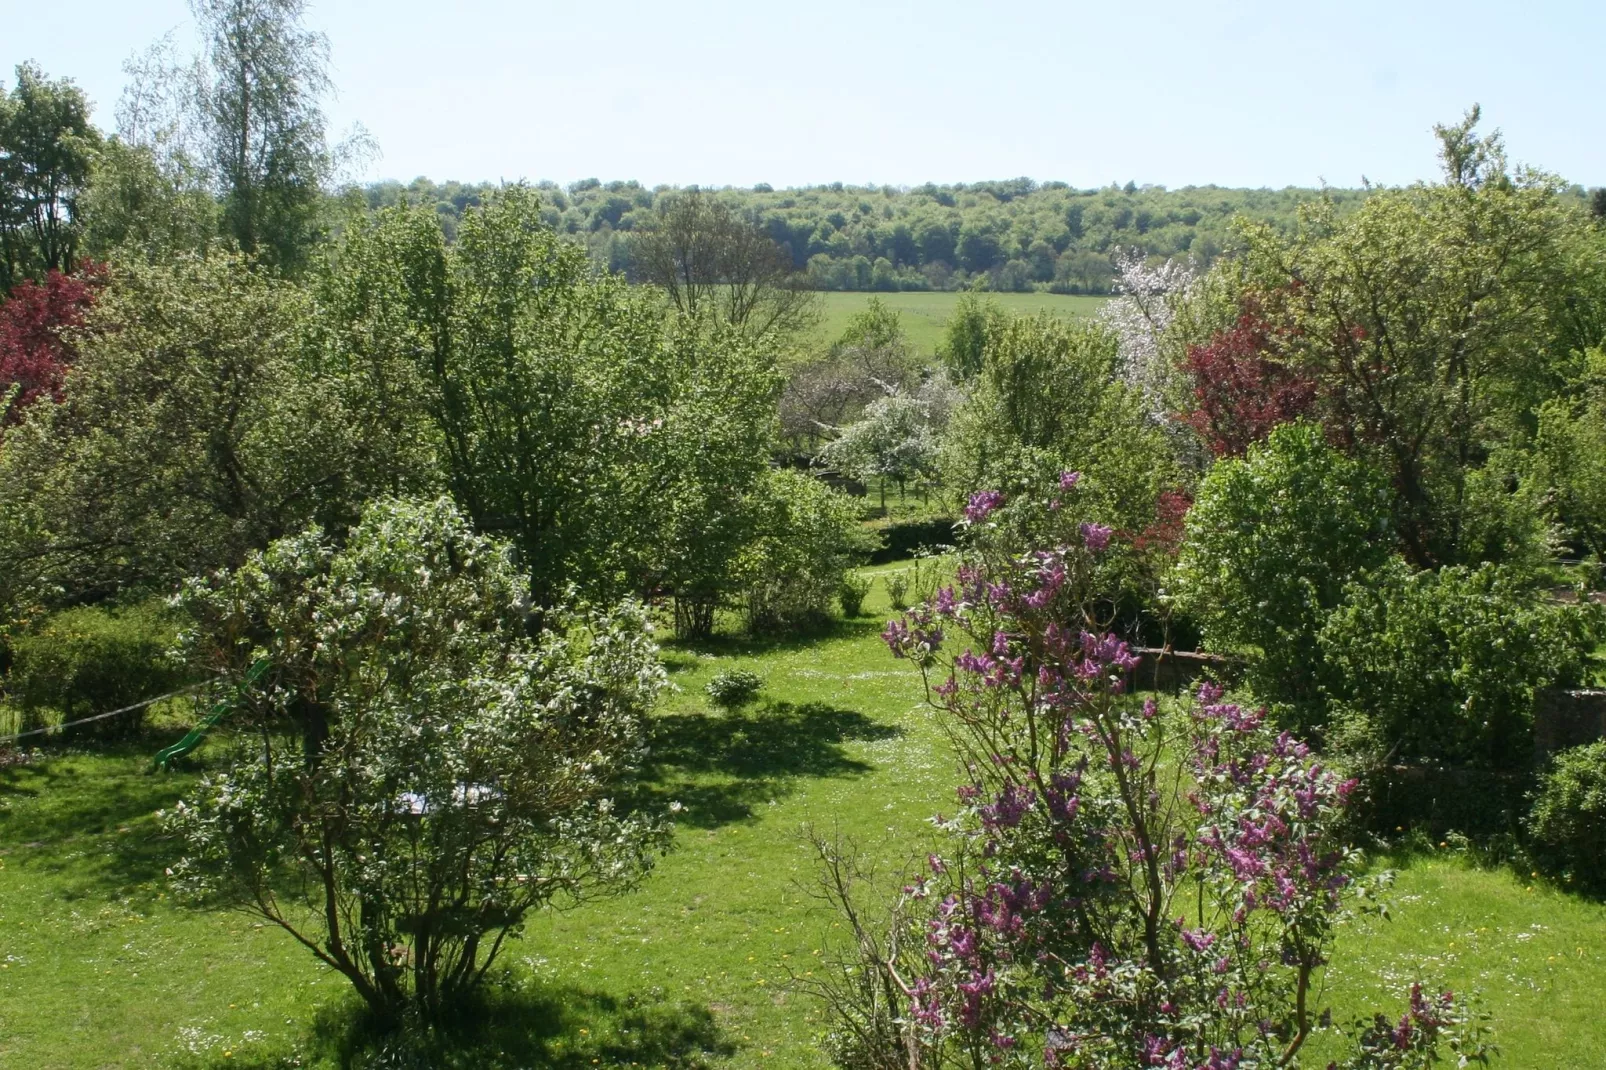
[164,496,670,1020]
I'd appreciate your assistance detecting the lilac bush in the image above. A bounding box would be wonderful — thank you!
[818,477,1490,1069]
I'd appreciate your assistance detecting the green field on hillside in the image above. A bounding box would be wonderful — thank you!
[3,559,1605,1068]
[813,291,1107,356]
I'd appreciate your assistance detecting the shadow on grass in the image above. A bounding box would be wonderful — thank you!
[629,700,903,828]
[0,740,198,898]
[662,614,888,659]
[175,982,735,1069]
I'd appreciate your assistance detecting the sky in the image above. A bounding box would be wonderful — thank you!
[2,0,1602,191]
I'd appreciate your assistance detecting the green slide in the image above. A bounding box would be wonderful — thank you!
[153,658,271,770]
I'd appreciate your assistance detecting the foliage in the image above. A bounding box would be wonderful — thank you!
[838,571,873,617]
[705,669,764,710]
[1179,304,1316,459]
[78,136,220,265]
[1210,111,1593,568]
[938,292,1006,379]
[0,62,99,290]
[820,394,942,506]
[376,177,1373,296]
[632,188,818,338]
[1098,249,1196,422]
[848,479,1477,1069]
[0,262,100,422]
[165,496,669,1020]
[942,313,1180,564]
[883,570,910,611]
[1527,740,1606,894]
[1319,559,1603,771]
[1173,422,1392,723]
[327,189,780,612]
[1532,347,1606,558]
[0,253,407,608]
[739,469,868,633]
[782,297,918,454]
[4,599,182,739]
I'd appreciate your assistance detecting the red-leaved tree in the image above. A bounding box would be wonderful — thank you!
[0,263,103,423]
[1181,308,1316,458]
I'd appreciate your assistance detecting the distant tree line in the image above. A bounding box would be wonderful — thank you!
[367,177,1401,295]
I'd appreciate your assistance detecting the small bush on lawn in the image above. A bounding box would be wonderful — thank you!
[705,669,763,710]
[1528,740,1606,894]
[837,572,872,618]
[5,600,182,739]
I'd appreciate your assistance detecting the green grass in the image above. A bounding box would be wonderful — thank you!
[4,562,1606,1067]
[812,291,1107,357]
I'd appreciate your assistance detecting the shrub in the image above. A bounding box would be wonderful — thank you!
[882,570,910,610]
[837,571,872,618]
[165,497,669,1020]
[705,669,763,710]
[1321,559,1602,770]
[1174,421,1392,728]
[827,479,1486,1068]
[740,469,871,634]
[6,600,182,739]
[1527,740,1606,893]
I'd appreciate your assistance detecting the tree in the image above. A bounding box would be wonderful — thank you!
[632,189,818,338]
[1173,422,1392,726]
[0,63,100,290]
[820,394,941,511]
[1216,110,1586,567]
[193,0,333,271]
[328,189,780,609]
[0,253,408,608]
[937,292,1005,380]
[0,263,101,423]
[166,496,669,1020]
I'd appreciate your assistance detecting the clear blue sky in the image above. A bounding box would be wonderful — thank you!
[2,0,1602,190]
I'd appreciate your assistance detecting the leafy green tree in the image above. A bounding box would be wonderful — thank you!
[1173,422,1392,724]
[194,0,334,271]
[1534,348,1606,558]
[942,312,1177,545]
[79,136,219,264]
[167,496,669,1019]
[1222,110,1588,568]
[328,189,780,609]
[0,253,409,608]
[1320,558,1601,770]
[739,469,868,633]
[631,188,818,337]
[0,63,100,289]
[937,292,1005,379]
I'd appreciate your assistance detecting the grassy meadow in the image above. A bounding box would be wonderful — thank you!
[3,558,1605,1068]
[812,292,1106,356]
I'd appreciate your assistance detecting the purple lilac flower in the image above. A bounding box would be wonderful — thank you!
[965,490,1005,522]
[1080,522,1113,552]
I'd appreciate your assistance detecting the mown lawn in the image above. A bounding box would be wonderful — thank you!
[3,561,1605,1067]
[813,292,1106,356]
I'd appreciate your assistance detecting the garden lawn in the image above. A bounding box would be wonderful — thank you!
[3,562,1606,1067]
[813,292,1106,357]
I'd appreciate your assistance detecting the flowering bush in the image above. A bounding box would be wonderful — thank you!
[811,477,1487,1069]
[164,497,670,1020]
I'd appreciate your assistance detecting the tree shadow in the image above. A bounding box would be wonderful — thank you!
[628,701,903,828]
[663,614,888,659]
[174,982,735,1069]
[0,742,196,899]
